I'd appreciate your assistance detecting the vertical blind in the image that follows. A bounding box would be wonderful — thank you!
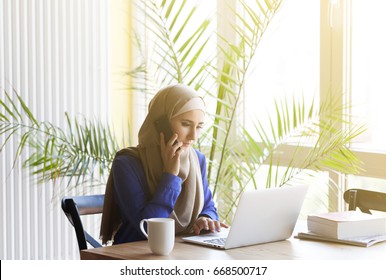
[0,0,109,259]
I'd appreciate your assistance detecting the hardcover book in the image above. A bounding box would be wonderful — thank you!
[306,211,386,239]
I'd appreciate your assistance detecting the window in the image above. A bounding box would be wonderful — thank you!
[131,0,386,215]
[244,0,320,139]
[345,0,386,206]
[351,0,386,152]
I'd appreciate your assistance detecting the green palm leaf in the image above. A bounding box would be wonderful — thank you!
[133,0,215,88]
[1,89,121,188]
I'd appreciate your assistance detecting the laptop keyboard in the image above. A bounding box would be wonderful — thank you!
[203,237,227,246]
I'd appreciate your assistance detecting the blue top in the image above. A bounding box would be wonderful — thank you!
[111,149,219,244]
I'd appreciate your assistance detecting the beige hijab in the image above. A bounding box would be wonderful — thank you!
[100,84,205,244]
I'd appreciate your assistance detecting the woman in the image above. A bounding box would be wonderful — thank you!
[100,84,227,245]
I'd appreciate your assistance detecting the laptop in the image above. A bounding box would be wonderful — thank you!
[182,185,308,249]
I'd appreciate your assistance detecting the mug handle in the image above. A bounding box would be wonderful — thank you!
[139,219,148,239]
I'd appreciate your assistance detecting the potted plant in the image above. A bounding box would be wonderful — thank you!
[0,0,364,223]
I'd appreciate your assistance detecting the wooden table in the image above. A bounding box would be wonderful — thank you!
[80,235,386,260]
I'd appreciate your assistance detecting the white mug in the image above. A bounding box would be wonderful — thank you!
[139,218,175,255]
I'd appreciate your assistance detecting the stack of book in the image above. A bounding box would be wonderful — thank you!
[296,211,386,247]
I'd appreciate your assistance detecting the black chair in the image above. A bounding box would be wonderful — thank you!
[343,188,386,214]
[61,194,104,251]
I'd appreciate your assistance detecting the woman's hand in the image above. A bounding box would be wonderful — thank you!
[192,216,229,235]
[160,132,184,176]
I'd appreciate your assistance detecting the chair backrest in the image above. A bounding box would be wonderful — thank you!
[343,188,386,214]
[61,194,104,251]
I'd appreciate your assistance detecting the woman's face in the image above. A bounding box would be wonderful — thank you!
[170,109,205,149]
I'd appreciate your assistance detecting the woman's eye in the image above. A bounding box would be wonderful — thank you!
[180,121,204,129]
